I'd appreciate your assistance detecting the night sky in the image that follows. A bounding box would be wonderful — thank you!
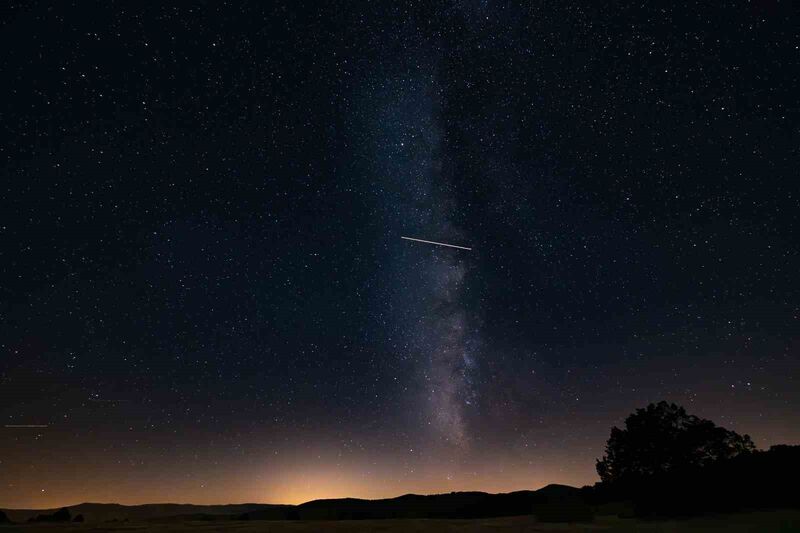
[2,1,799,509]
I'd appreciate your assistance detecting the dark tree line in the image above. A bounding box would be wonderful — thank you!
[587,401,800,517]
[596,401,755,484]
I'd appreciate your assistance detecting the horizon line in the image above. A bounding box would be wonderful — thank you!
[0,483,578,511]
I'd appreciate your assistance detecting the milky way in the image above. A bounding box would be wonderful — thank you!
[2,1,798,508]
[421,256,478,447]
[359,62,480,448]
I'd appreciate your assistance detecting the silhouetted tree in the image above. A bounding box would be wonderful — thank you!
[0,510,10,523]
[596,401,754,485]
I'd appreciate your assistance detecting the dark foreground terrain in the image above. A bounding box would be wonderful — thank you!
[4,481,800,532]
[1,511,799,532]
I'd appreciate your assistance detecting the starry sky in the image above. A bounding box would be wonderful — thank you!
[1,1,799,509]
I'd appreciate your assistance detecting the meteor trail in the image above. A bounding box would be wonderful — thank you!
[401,236,472,251]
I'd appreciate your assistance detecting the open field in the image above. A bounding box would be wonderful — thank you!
[2,510,800,533]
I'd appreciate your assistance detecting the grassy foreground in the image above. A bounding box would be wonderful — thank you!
[2,510,800,532]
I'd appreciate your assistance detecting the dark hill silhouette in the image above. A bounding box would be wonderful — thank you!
[1,503,286,524]
[242,485,590,521]
[27,507,71,523]
[1,485,591,523]
[0,510,10,524]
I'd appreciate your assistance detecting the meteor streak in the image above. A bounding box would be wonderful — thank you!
[401,236,472,251]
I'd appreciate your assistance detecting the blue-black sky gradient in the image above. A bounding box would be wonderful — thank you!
[1,1,798,507]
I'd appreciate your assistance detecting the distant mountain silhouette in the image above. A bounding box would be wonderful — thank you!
[1,503,286,524]
[27,507,71,523]
[265,484,589,521]
[1,485,591,523]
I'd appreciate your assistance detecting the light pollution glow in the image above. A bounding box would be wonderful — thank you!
[2,447,594,509]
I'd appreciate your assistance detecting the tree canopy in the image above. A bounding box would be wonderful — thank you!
[596,401,755,484]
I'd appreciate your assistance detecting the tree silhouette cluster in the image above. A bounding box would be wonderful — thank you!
[596,401,755,484]
[589,401,799,517]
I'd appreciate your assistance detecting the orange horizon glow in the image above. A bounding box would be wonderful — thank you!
[1,454,596,509]
[6,415,799,510]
